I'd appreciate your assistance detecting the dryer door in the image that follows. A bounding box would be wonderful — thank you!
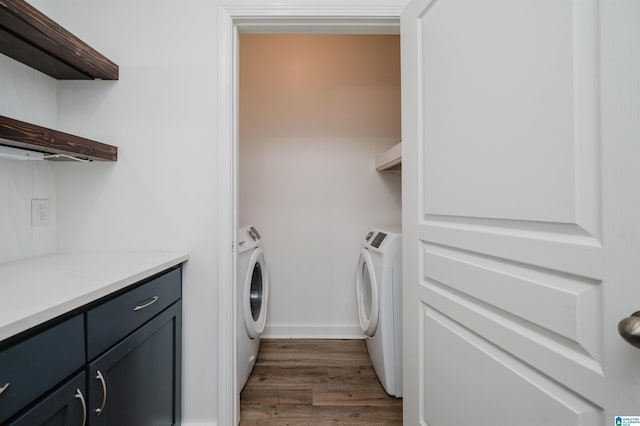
[356,248,379,337]
[242,247,269,339]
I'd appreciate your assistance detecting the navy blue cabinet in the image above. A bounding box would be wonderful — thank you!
[7,372,87,426]
[86,266,182,426]
[0,316,85,424]
[87,302,182,426]
[0,265,182,426]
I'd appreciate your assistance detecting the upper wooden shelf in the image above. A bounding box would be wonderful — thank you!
[0,115,117,161]
[375,142,401,173]
[0,0,118,80]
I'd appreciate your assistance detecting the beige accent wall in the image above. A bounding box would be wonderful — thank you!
[239,34,401,337]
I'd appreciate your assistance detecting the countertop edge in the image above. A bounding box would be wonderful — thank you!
[0,252,189,342]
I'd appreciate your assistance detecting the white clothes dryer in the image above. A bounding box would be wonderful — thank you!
[356,225,402,397]
[237,225,269,391]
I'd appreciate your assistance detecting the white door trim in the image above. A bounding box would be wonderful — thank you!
[217,1,406,424]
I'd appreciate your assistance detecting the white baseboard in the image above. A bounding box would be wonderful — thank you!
[181,422,217,426]
[262,324,365,339]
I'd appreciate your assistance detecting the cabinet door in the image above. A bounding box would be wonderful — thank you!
[8,372,87,426]
[88,302,181,426]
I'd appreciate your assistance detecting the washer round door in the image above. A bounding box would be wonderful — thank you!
[242,247,269,339]
[356,248,379,337]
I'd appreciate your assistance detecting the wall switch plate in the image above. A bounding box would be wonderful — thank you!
[32,199,50,227]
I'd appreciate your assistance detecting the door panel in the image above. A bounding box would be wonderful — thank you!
[402,0,640,424]
[418,0,596,225]
[422,243,602,360]
[422,307,601,426]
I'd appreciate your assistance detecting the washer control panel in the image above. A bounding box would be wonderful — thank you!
[371,232,387,248]
[247,226,261,241]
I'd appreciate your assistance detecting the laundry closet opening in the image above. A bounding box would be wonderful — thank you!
[239,34,401,339]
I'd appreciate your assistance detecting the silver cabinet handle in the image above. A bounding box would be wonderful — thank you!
[133,296,159,311]
[0,382,9,395]
[95,370,107,416]
[75,388,87,426]
[619,311,640,348]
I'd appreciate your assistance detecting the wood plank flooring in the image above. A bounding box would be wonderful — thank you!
[240,339,403,425]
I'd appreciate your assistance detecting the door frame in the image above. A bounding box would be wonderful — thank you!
[217,1,406,424]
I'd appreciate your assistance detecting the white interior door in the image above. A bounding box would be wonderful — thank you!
[401,0,640,424]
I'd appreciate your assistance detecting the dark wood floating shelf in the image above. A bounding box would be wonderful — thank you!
[0,115,117,161]
[0,0,118,80]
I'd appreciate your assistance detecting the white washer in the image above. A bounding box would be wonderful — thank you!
[355,225,402,397]
[237,225,269,391]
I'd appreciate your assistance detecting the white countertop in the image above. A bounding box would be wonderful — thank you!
[0,251,189,342]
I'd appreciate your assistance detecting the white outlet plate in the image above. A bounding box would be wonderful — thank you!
[32,199,50,227]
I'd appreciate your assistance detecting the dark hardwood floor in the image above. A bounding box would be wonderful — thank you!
[240,339,403,425]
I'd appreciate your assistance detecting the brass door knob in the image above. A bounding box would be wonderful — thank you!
[618,311,640,348]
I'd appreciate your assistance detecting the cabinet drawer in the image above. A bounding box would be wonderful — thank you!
[86,267,181,360]
[0,315,85,424]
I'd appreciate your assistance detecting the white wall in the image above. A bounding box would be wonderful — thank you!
[0,55,57,263]
[25,1,220,424]
[1,3,402,424]
[239,35,401,338]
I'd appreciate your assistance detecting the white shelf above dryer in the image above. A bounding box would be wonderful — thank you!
[375,142,401,173]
